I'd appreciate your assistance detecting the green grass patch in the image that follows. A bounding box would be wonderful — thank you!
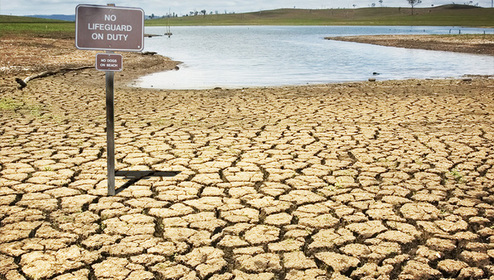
[450,168,464,183]
[0,14,67,23]
[0,15,74,38]
[0,98,24,111]
[0,98,45,117]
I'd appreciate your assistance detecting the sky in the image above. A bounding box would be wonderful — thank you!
[1,0,492,16]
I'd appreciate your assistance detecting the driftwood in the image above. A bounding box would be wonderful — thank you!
[144,34,163,38]
[16,66,92,89]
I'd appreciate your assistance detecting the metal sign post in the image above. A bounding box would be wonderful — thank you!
[76,4,179,196]
[105,52,116,196]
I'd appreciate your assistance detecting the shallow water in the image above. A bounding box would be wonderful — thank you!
[135,26,494,89]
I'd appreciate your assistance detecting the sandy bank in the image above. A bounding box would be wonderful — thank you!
[0,36,180,92]
[326,34,494,56]
[2,34,492,93]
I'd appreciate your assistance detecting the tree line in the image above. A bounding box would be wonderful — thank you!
[146,1,483,19]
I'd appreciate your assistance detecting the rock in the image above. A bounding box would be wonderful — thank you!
[435,219,468,233]
[346,220,387,238]
[92,258,130,280]
[0,255,18,274]
[458,267,484,279]
[20,246,98,279]
[178,247,227,278]
[299,214,339,228]
[152,262,195,279]
[400,260,442,280]
[376,230,415,244]
[244,225,280,245]
[218,235,249,248]
[459,251,490,267]
[285,269,327,280]
[5,270,27,280]
[279,190,325,205]
[437,259,469,275]
[309,228,356,251]
[315,252,359,272]
[236,253,281,272]
[268,239,304,252]
[351,263,380,278]
[233,270,274,280]
[127,270,155,280]
[341,243,371,258]
[283,251,317,269]
[264,212,292,226]
[400,202,440,220]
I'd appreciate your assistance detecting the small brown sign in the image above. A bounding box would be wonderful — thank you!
[96,53,123,71]
[76,5,144,52]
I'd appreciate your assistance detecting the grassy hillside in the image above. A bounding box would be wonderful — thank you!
[147,5,494,27]
[0,15,74,38]
[1,5,492,39]
[0,15,68,23]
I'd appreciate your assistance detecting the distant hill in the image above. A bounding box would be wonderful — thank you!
[147,4,494,27]
[439,4,483,9]
[25,14,75,21]
[0,14,68,23]
[0,15,74,38]
[1,4,492,27]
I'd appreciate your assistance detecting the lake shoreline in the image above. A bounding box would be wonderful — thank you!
[326,34,494,56]
[0,36,181,87]
[1,33,493,89]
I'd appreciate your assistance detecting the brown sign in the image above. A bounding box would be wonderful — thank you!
[76,5,144,52]
[96,53,123,71]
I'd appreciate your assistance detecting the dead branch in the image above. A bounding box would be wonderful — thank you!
[16,66,93,89]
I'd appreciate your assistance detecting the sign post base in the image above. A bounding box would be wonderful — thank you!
[111,170,181,195]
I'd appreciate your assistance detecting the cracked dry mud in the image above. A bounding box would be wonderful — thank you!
[1,72,494,280]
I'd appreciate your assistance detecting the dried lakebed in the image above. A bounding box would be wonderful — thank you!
[1,71,494,279]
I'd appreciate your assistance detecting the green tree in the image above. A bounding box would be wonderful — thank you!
[407,0,422,15]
